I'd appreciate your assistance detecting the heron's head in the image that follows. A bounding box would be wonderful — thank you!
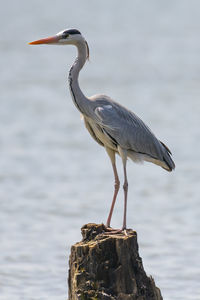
[29,28,89,58]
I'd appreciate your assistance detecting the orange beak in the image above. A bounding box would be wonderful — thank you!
[29,35,60,45]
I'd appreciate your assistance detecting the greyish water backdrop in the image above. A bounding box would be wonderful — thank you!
[0,0,200,299]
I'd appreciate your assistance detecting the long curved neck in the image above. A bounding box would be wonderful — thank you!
[68,41,90,115]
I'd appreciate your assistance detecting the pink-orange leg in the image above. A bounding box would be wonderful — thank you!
[122,163,128,230]
[117,146,128,230]
[105,147,120,228]
[106,162,120,228]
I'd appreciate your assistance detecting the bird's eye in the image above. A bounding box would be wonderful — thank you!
[62,32,69,39]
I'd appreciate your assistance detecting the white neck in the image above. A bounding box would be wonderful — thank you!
[68,41,91,115]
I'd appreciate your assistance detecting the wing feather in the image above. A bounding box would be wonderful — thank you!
[93,100,164,161]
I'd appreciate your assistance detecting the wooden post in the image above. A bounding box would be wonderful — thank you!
[68,223,163,300]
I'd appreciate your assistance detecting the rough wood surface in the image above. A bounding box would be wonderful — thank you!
[68,223,163,300]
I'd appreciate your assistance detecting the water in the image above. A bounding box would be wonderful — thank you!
[0,0,200,299]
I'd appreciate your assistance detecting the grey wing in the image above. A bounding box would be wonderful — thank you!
[94,101,167,161]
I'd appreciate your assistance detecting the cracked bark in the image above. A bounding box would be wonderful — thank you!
[68,223,163,300]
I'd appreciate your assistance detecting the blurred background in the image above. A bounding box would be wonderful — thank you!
[0,0,200,299]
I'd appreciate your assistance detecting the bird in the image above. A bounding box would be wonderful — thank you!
[29,28,175,232]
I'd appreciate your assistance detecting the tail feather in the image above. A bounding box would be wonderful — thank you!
[159,140,172,155]
[127,140,175,172]
[160,140,175,172]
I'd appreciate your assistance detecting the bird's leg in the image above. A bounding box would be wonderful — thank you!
[106,162,120,228]
[118,146,128,230]
[105,148,120,228]
[122,162,128,230]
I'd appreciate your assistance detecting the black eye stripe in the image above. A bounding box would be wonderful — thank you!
[63,29,81,37]
[67,29,81,35]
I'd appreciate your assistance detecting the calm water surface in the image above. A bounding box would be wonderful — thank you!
[0,1,200,299]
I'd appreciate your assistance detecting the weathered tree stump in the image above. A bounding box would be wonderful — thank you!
[68,223,163,300]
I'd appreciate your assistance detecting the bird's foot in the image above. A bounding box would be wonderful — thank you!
[103,224,127,235]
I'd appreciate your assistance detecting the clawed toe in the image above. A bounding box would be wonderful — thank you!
[103,224,126,235]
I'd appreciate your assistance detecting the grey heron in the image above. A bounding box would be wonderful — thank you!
[29,29,175,231]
